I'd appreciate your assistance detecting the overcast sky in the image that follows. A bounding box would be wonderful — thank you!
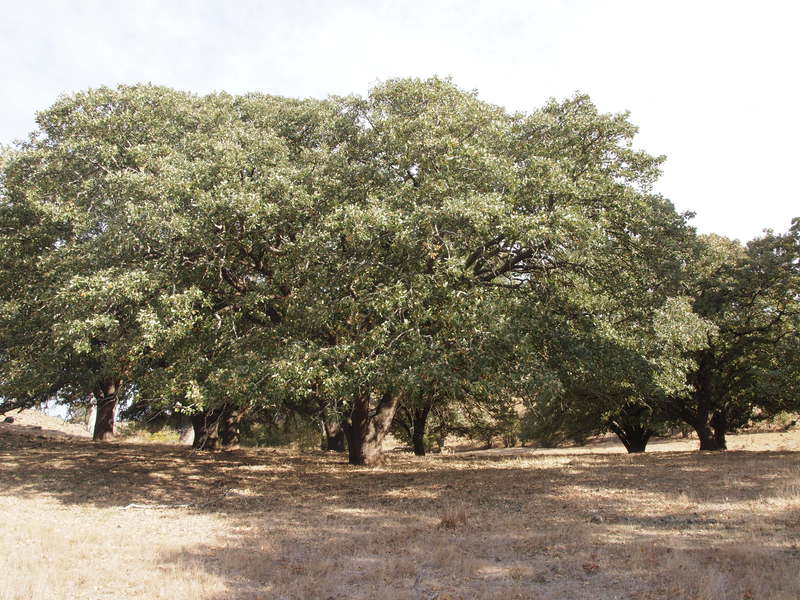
[2,0,797,241]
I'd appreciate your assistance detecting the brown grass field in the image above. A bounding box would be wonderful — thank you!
[1,411,798,600]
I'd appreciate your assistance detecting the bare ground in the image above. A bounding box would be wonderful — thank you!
[1,413,798,600]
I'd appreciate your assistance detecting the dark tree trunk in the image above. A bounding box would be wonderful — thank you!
[607,403,654,453]
[192,409,222,450]
[344,391,400,466]
[710,411,728,450]
[608,421,652,453]
[319,398,346,452]
[685,354,726,451]
[324,422,346,452]
[93,379,122,441]
[411,405,432,456]
[693,420,725,451]
[713,428,727,450]
[219,405,245,448]
[686,393,726,451]
[412,428,426,456]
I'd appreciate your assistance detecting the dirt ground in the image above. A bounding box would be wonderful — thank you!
[1,411,798,600]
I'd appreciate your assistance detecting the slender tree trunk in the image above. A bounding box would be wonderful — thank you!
[411,405,432,456]
[344,391,400,466]
[192,409,222,450]
[318,398,346,452]
[93,379,122,441]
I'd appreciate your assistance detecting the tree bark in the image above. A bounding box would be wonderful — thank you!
[219,405,245,448]
[192,409,222,450]
[411,405,432,456]
[607,404,654,453]
[319,398,346,452]
[323,420,346,452]
[344,391,400,466]
[412,428,426,456]
[608,421,652,453]
[93,379,122,441]
[686,355,726,451]
[710,411,728,451]
[693,420,725,451]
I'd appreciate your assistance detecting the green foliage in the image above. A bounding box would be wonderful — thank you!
[241,413,320,450]
[455,401,522,448]
[660,225,800,446]
[519,400,600,448]
[2,77,793,460]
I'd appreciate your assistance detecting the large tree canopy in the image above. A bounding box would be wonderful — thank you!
[2,78,793,463]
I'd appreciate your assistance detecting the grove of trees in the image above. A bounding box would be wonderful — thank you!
[1,78,797,464]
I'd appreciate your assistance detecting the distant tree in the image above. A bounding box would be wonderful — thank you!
[521,297,713,452]
[663,226,800,449]
[393,399,455,455]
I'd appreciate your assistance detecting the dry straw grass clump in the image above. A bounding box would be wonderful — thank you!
[438,503,468,529]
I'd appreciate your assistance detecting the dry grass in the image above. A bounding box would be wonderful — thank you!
[1,414,799,599]
[438,503,469,530]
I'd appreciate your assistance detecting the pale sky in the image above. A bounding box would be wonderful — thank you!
[2,0,797,241]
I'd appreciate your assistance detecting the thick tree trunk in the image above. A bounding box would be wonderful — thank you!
[219,405,245,448]
[686,394,726,451]
[608,421,652,453]
[626,437,649,453]
[713,428,727,450]
[192,410,222,450]
[710,411,728,450]
[697,430,723,451]
[93,379,122,441]
[411,405,432,456]
[686,356,726,451]
[344,391,400,466]
[693,420,725,451]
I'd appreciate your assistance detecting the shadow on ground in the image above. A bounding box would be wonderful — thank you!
[2,432,799,599]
